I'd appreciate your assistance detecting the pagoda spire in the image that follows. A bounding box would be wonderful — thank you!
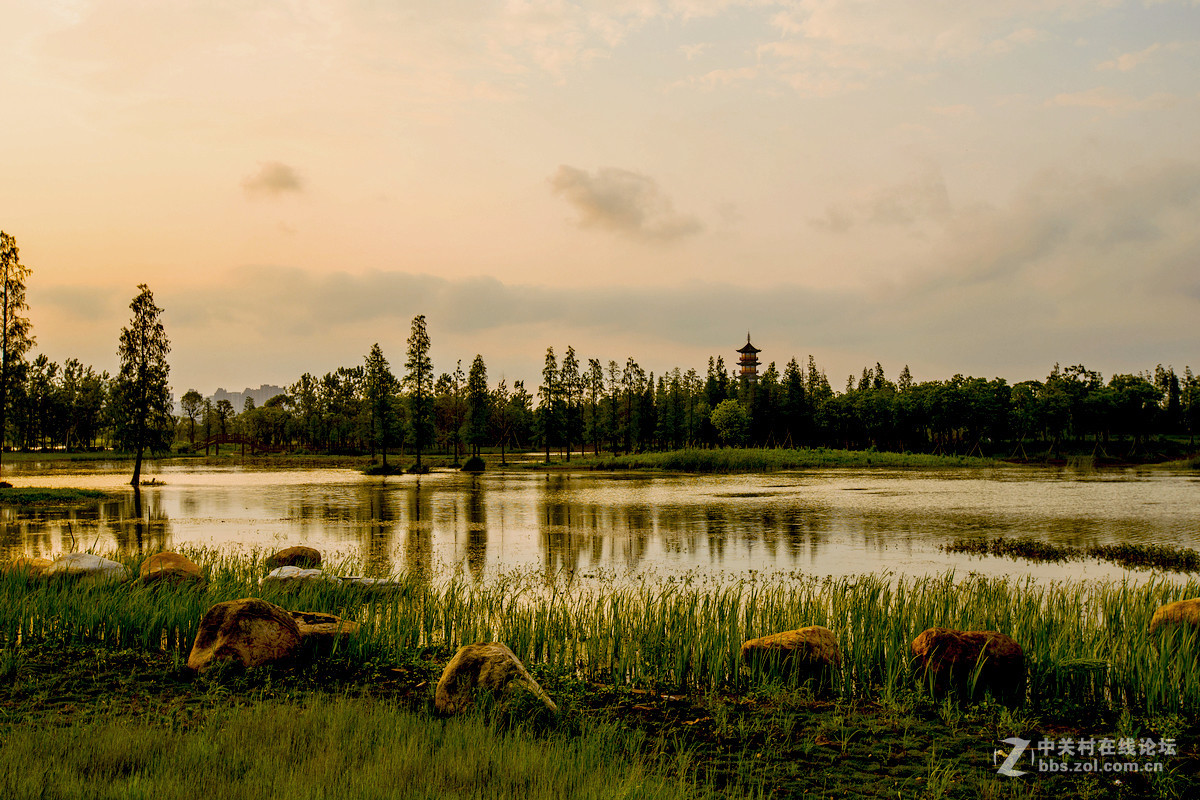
[737,333,760,383]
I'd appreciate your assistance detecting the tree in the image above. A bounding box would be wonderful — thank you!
[0,231,33,482]
[465,354,490,458]
[180,389,203,446]
[214,399,234,436]
[559,345,580,461]
[710,399,749,446]
[364,343,399,469]
[586,358,605,455]
[538,347,558,463]
[114,284,172,486]
[404,314,434,471]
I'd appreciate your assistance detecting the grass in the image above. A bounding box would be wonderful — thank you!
[5,552,1200,715]
[4,554,1200,797]
[2,450,198,463]
[944,537,1200,573]
[0,487,111,506]
[531,447,998,473]
[0,693,726,800]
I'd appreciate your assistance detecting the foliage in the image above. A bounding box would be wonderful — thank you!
[112,284,173,485]
[404,315,434,470]
[0,231,33,475]
[710,399,749,446]
[465,354,490,458]
[363,343,399,468]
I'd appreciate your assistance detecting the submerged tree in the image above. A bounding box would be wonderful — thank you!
[0,232,33,483]
[404,315,434,472]
[114,284,173,486]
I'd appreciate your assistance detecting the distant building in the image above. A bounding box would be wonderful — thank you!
[210,384,287,411]
[737,333,760,384]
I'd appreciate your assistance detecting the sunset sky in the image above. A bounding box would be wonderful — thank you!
[3,0,1198,397]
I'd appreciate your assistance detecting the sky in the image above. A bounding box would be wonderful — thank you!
[2,0,1199,397]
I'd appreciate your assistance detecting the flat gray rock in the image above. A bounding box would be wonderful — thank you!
[44,553,129,582]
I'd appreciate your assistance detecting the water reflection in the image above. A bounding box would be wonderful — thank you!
[466,478,487,580]
[0,490,171,558]
[1,465,1197,582]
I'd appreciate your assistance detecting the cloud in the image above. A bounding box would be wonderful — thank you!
[549,165,704,242]
[1047,87,1180,112]
[704,2,1122,97]
[241,162,304,198]
[1095,41,1190,72]
[811,164,952,232]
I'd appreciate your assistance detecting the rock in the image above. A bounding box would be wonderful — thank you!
[265,546,322,571]
[1149,598,1200,636]
[289,610,360,649]
[336,575,404,594]
[910,627,1024,701]
[260,566,333,588]
[138,552,204,586]
[740,625,842,682]
[44,553,130,582]
[2,556,53,576]
[187,597,302,673]
[435,642,557,716]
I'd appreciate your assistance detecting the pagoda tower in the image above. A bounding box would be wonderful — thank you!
[737,333,760,384]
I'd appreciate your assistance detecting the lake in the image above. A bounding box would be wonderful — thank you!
[2,461,1197,582]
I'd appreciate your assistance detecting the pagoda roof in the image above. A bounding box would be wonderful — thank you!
[737,333,760,354]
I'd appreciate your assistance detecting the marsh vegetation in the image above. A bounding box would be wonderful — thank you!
[2,552,1199,797]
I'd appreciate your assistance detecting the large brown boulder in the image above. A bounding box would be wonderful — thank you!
[265,546,321,571]
[289,610,360,650]
[139,552,204,587]
[740,625,842,683]
[1149,598,1200,636]
[187,598,302,673]
[434,642,557,716]
[910,627,1024,701]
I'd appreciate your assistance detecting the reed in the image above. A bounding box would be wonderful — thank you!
[4,553,1199,715]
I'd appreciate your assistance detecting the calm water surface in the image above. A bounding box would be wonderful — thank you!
[3,461,1197,582]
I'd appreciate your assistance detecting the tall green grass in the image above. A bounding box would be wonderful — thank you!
[0,695,738,800]
[3,553,1198,715]
[571,447,996,472]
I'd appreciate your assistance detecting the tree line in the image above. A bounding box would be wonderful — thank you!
[2,230,1198,468]
[140,347,1200,463]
